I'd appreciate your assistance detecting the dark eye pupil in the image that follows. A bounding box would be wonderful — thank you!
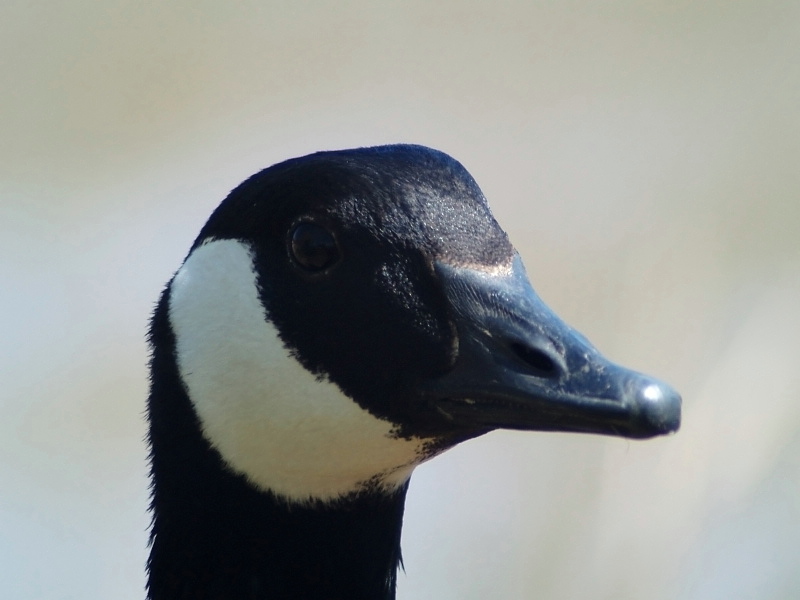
[290,222,339,271]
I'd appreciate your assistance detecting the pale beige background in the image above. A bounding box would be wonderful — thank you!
[2,2,798,599]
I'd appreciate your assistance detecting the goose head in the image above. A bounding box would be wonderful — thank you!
[147,144,680,599]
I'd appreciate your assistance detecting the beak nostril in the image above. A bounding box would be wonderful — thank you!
[509,341,559,378]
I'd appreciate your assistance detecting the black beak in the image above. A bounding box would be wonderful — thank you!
[423,254,681,439]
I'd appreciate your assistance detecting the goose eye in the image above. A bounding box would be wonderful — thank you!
[289,222,340,271]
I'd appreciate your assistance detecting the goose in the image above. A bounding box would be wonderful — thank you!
[146,144,681,600]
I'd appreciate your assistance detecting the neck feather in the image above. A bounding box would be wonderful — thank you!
[147,293,408,600]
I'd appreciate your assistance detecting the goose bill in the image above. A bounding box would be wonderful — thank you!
[423,255,681,440]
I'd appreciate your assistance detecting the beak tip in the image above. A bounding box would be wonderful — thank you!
[631,379,682,436]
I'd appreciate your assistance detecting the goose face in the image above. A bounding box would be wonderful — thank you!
[166,145,680,503]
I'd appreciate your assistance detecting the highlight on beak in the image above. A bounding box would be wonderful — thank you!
[422,254,681,439]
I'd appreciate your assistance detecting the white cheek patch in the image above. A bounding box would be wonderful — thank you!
[168,238,430,503]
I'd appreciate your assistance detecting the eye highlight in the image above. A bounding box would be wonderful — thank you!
[289,222,340,272]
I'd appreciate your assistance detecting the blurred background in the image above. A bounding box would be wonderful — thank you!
[2,2,798,599]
